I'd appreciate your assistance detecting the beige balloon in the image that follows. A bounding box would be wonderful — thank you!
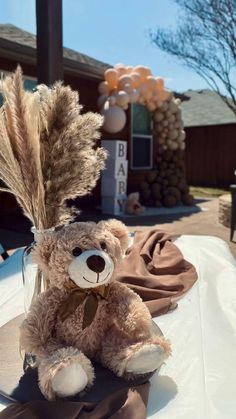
[129,89,139,103]
[170,141,178,150]
[147,101,156,112]
[118,75,133,90]
[116,90,130,106]
[158,89,171,102]
[154,112,164,122]
[102,104,127,133]
[98,81,109,95]
[108,95,116,106]
[97,94,108,109]
[123,83,133,94]
[114,63,125,69]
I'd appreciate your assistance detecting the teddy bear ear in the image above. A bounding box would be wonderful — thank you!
[32,232,57,270]
[102,219,129,253]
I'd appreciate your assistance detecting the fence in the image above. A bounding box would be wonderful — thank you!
[185,123,236,188]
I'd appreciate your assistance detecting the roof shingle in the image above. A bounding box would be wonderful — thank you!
[180,89,236,127]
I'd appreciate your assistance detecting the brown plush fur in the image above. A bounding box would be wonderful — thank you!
[20,219,171,400]
[125,192,145,215]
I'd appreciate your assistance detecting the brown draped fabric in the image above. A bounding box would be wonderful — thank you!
[0,383,150,419]
[117,230,198,317]
[0,230,197,419]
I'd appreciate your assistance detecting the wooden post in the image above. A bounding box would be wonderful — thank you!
[36,0,63,85]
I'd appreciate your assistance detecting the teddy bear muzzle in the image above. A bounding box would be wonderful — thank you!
[68,249,114,289]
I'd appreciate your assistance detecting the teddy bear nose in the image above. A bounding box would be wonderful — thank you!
[86,255,105,273]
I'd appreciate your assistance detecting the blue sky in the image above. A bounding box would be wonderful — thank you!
[0,0,208,92]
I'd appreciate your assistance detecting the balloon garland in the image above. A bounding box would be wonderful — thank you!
[98,63,170,134]
[98,63,192,208]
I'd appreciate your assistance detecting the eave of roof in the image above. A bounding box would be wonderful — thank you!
[0,25,110,81]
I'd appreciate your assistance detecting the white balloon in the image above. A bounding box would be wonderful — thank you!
[97,94,108,109]
[116,90,129,106]
[108,95,116,106]
[114,63,125,69]
[129,89,139,103]
[123,83,133,94]
[179,130,186,141]
[102,104,127,133]
[98,81,109,95]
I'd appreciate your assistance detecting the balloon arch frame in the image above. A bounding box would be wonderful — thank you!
[98,64,193,208]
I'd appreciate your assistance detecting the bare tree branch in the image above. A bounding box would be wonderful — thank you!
[150,0,236,116]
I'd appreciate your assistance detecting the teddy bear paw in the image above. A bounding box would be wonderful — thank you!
[125,343,166,375]
[52,363,88,397]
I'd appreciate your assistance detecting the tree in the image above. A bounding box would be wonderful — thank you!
[150,0,236,115]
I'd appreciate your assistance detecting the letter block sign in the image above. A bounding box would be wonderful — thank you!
[101,140,128,215]
[102,140,127,160]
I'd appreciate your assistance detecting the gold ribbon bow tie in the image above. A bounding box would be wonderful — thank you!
[59,281,110,329]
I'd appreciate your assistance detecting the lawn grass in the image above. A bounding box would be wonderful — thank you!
[190,186,229,198]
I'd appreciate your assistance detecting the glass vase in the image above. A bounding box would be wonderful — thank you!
[22,226,54,369]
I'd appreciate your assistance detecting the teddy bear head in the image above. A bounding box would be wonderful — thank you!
[33,219,129,290]
[125,192,145,215]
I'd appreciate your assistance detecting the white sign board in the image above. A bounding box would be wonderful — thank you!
[103,159,128,179]
[101,196,126,215]
[102,140,127,160]
[101,140,128,215]
[101,177,127,197]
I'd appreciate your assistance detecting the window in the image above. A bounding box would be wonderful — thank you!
[131,104,153,170]
[0,71,37,106]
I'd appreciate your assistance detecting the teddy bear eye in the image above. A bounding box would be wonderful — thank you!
[72,247,82,257]
[100,241,107,251]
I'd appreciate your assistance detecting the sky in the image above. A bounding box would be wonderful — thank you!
[0,0,209,92]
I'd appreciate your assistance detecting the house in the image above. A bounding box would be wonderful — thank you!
[0,24,192,217]
[180,89,236,187]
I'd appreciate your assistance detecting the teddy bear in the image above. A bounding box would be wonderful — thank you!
[125,192,145,215]
[20,219,171,400]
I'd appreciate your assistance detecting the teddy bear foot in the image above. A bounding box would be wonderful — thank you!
[38,347,95,400]
[51,363,88,397]
[125,343,166,375]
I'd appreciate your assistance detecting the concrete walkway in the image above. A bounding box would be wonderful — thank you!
[0,197,235,259]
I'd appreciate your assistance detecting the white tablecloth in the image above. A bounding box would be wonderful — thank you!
[0,236,236,418]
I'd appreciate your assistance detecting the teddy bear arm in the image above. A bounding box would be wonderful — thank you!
[20,288,63,358]
[108,282,153,339]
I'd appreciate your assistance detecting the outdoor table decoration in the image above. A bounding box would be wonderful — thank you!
[0,68,198,418]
